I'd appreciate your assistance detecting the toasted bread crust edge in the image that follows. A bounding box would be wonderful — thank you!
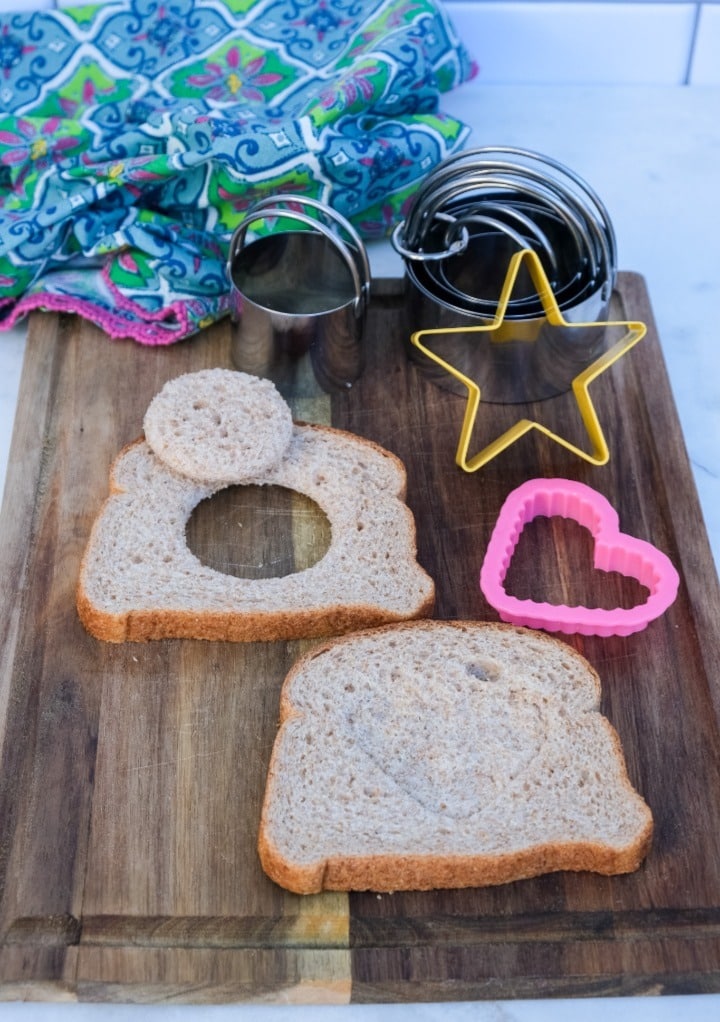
[75,595,436,643]
[258,828,655,895]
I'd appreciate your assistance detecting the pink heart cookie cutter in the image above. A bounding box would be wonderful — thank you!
[480,478,680,637]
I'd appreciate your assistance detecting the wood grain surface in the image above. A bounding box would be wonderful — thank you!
[1,275,720,1003]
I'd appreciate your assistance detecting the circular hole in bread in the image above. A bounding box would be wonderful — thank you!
[185,484,331,580]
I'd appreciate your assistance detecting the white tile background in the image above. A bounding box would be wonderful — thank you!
[445,0,718,84]
[690,2,720,80]
[446,1,699,83]
[0,0,716,85]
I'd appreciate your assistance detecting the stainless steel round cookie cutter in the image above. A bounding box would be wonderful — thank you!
[228,196,371,397]
[392,147,618,404]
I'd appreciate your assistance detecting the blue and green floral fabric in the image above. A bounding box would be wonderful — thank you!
[0,0,476,344]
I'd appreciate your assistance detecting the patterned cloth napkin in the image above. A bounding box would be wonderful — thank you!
[0,0,476,344]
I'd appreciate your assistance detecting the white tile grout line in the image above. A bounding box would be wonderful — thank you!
[684,3,704,83]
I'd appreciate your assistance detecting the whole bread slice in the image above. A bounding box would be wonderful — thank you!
[258,621,653,893]
[77,420,435,642]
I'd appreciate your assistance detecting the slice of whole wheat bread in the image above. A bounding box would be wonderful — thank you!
[258,620,653,893]
[77,380,435,642]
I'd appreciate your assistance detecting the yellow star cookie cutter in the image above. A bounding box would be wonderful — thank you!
[410,248,646,470]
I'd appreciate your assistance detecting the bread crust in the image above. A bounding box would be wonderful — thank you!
[76,591,436,643]
[258,621,654,894]
[259,831,654,895]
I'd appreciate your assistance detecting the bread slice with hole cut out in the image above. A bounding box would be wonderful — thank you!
[76,422,435,642]
[258,620,653,893]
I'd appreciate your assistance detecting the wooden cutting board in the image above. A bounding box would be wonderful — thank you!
[2,275,720,1004]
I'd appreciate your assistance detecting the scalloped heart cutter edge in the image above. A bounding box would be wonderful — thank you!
[480,478,680,637]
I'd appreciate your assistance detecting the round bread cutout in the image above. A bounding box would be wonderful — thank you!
[143,368,293,485]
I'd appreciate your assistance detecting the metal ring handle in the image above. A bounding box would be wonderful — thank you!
[431,214,557,309]
[229,206,369,316]
[469,146,618,270]
[442,210,559,278]
[407,146,616,255]
[230,194,371,310]
[404,172,595,284]
[400,171,588,265]
[453,159,613,285]
[396,144,616,290]
[391,214,470,262]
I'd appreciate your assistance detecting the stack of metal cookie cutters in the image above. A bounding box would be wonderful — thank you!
[229,195,371,397]
[392,147,618,404]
